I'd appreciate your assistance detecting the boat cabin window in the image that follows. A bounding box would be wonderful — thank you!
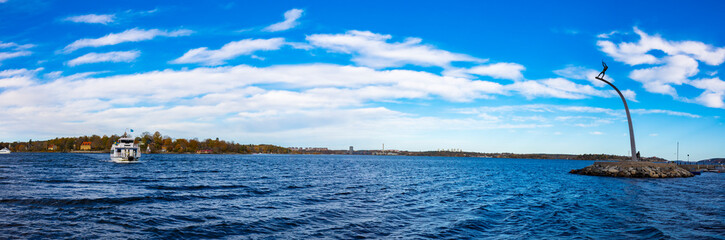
[120,140,134,144]
[117,149,121,152]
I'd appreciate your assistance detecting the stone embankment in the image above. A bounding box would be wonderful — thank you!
[570,161,694,178]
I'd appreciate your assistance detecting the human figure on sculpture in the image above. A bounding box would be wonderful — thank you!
[596,60,608,79]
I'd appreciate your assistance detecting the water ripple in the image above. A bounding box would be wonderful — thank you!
[0,153,722,239]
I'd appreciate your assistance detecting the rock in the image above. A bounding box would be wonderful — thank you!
[570,161,694,178]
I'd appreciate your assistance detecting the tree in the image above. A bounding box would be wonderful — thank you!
[91,135,101,150]
[153,131,163,149]
[189,138,199,152]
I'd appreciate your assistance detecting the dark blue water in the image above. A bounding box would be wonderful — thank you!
[0,153,722,239]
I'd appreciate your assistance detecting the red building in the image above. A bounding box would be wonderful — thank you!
[80,142,92,151]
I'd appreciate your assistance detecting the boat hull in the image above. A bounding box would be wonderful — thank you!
[111,156,139,163]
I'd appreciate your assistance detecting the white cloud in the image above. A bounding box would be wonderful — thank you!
[689,77,725,108]
[597,30,619,39]
[0,59,700,147]
[467,63,525,80]
[0,41,34,50]
[0,51,32,63]
[599,27,725,108]
[286,41,313,50]
[63,28,193,53]
[457,102,698,129]
[67,50,141,66]
[629,55,698,96]
[64,14,115,24]
[554,65,614,87]
[0,68,41,88]
[0,41,34,64]
[264,9,303,32]
[597,27,725,66]
[506,78,636,101]
[171,38,285,65]
[0,63,531,142]
[0,64,505,112]
[590,131,603,135]
[460,104,699,119]
[629,109,701,118]
[307,30,483,68]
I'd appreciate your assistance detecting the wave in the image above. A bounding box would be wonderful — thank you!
[146,217,311,239]
[285,184,312,189]
[32,179,108,184]
[0,195,191,206]
[145,184,249,191]
[624,226,669,239]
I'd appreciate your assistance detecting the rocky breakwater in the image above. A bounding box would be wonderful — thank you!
[570,161,694,178]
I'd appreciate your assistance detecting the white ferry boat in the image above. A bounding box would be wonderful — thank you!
[110,135,141,162]
[0,147,10,154]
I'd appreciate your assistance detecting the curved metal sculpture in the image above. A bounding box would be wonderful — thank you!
[596,61,638,161]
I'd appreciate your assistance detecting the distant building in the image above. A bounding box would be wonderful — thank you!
[161,146,167,152]
[47,145,57,151]
[290,147,329,152]
[348,146,354,154]
[80,142,92,151]
[196,149,213,154]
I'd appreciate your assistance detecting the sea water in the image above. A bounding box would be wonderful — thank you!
[0,153,722,239]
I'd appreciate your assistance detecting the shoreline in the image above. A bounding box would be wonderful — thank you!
[0,151,671,161]
[570,161,695,178]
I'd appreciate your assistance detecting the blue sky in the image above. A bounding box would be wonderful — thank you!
[1,0,723,160]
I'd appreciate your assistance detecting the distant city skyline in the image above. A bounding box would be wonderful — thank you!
[0,1,723,160]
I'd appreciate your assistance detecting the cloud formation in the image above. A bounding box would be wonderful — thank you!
[63,28,192,53]
[460,104,699,119]
[172,38,285,65]
[67,50,140,66]
[0,68,40,88]
[0,60,645,141]
[0,51,31,63]
[307,30,483,69]
[64,14,115,24]
[597,27,725,66]
[0,63,512,140]
[0,41,34,64]
[628,55,698,96]
[689,77,725,108]
[467,63,525,80]
[0,41,34,50]
[554,65,614,87]
[263,9,303,32]
[455,103,698,131]
[599,27,725,108]
[506,78,636,101]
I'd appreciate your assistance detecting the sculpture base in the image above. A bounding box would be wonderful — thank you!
[570,161,693,178]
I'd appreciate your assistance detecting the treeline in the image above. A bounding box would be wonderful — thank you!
[136,131,289,154]
[404,151,480,157]
[0,131,290,154]
[0,135,124,153]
